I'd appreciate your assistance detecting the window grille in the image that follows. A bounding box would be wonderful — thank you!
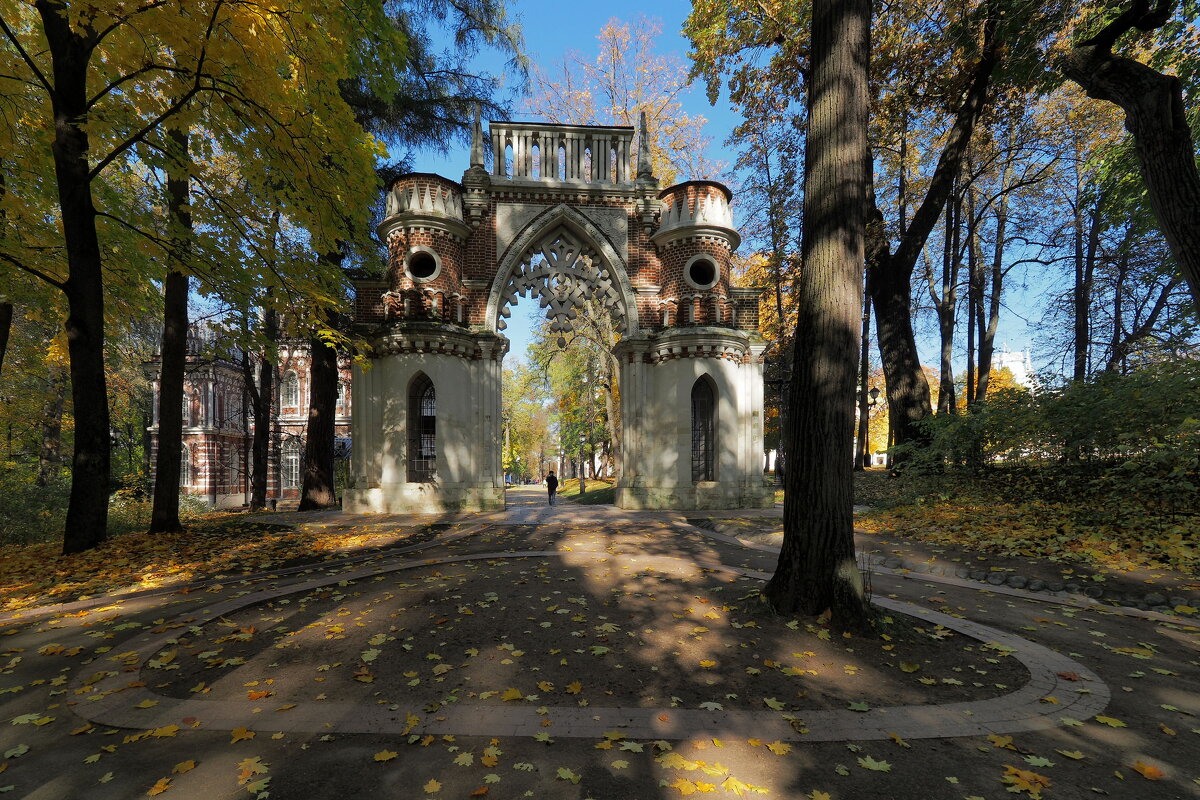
[282,439,302,489]
[407,374,436,482]
[282,371,300,408]
[180,444,192,487]
[691,377,716,482]
[226,446,239,487]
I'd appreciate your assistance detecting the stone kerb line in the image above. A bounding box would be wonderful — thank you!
[69,550,1110,743]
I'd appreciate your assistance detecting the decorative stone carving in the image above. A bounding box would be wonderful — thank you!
[497,205,628,264]
[497,227,626,345]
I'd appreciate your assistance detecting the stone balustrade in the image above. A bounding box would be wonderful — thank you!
[490,121,635,184]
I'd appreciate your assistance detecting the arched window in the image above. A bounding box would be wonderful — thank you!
[180,443,192,487]
[583,146,593,180]
[691,376,716,482]
[181,392,191,427]
[282,438,303,490]
[407,373,436,482]
[504,143,514,177]
[557,145,566,179]
[281,371,299,408]
[336,381,347,414]
[610,146,619,182]
[531,143,541,178]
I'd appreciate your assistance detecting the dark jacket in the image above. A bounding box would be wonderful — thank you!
[546,474,559,492]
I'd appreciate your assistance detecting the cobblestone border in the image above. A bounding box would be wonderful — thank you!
[70,549,1110,743]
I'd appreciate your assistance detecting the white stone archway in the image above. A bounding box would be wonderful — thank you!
[345,117,773,514]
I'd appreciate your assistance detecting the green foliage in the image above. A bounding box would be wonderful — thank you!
[0,470,186,547]
[883,358,1199,567]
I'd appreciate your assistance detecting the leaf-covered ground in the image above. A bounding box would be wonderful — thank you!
[851,470,1199,574]
[0,500,1198,798]
[0,516,456,613]
[155,557,1025,711]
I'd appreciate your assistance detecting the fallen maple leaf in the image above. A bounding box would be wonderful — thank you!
[1095,715,1127,728]
[1131,761,1165,780]
[146,777,172,796]
[172,760,196,775]
[230,727,255,743]
[423,778,441,793]
[858,756,891,772]
[766,741,791,755]
[374,750,398,763]
[1001,764,1050,798]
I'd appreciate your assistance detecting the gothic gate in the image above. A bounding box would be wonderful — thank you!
[345,115,773,512]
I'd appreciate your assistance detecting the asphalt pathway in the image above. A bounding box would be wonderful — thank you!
[0,486,1194,799]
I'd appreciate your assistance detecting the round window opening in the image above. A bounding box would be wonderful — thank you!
[407,250,438,280]
[687,257,718,289]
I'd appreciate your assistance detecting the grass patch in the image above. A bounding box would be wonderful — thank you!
[557,477,615,505]
[851,470,1198,573]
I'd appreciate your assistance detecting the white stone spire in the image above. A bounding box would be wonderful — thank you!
[470,105,485,169]
[637,110,654,181]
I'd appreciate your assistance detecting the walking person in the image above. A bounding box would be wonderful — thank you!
[546,470,558,506]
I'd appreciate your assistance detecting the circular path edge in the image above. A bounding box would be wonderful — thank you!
[68,550,1110,743]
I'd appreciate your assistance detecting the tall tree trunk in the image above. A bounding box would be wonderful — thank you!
[855,269,871,470]
[36,366,67,487]
[243,304,276,511]
[1072,193,1104,381]
[866,17,998,459]
[0,300,12,381]
[976,178,1009,401]
[966,185,985,405]
[39,4,111,554]
[764,0,871,631]
[1063,0,1200,308]
[933,190,959,414]
[299,306,339,510]
[149,127,191,534]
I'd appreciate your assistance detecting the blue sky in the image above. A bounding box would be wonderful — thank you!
[406,1,1039,373]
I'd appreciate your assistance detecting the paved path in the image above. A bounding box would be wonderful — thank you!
[0,486,1195,800]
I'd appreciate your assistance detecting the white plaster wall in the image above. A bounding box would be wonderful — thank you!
[345,349,504,512]
[617,339,771,509]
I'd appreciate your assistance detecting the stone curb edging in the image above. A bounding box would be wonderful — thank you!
[689,521,1199,624]
[68,549,1109,743]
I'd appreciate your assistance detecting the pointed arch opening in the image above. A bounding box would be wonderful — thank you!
[557,144,566,179]
[531,143,541,178]
[691,375,717,482]
[407,372,436,482]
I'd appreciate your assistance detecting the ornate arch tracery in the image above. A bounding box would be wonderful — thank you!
[486,204,639,343]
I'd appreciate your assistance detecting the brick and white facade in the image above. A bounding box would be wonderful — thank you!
[346,115,773,512]
[146,327,353,508]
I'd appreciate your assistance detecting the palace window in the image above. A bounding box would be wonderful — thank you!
[180,443,192,487]
[407,373,436,483]
[281,371,300,408]
[691,376,716,482]
[282,438,302,490]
